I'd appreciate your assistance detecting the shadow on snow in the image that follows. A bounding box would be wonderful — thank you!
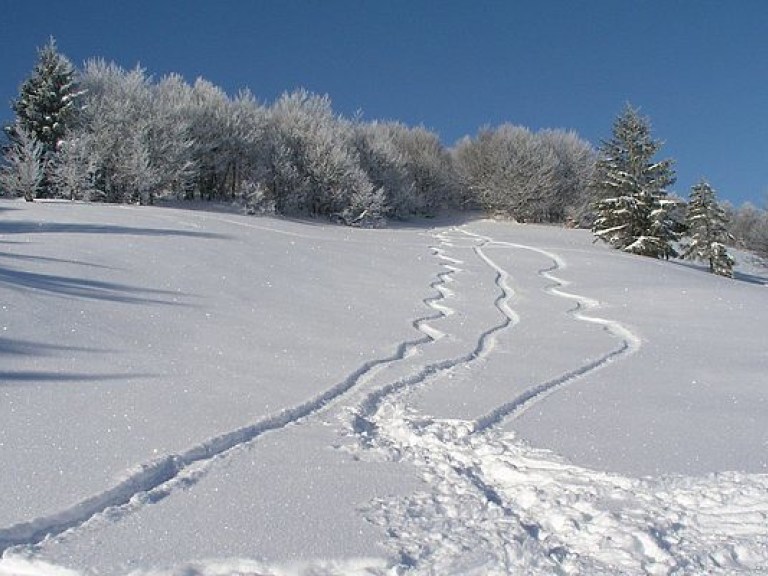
[0,337,112,357]
[0,371,154,386]
[0,251,116,270]
[0,220,230,239]
[733,270,768,286]
[0,266,191,305]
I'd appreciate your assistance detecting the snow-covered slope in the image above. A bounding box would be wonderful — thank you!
[1,200,767,575]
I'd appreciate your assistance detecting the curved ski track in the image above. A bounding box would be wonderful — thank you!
[5,221,768,574]
[352,226,640,436]
[0,239,458,554]
[342,226,649,571]
[352,226,768,574]
[457,228,642,431]
[350,231,522,438]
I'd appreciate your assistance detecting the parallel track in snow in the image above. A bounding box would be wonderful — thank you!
[352,226,768,574]
[351,226,641,437]
[456,228,642,431]
[5,219,768,575]
[351,230,522,436]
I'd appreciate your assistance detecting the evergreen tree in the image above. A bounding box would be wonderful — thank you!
[683,180,734,277]
[8,37,81,197]
[592,104,678,258]
[11,37,80,154]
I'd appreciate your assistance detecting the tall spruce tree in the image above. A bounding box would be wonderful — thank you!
[683,180,734,277]
[8,37,80,196]
[592,104,678,258]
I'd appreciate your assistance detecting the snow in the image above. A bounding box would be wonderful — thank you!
[1,199,767,575]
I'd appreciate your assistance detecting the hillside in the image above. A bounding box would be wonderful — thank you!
[1,199,767,575]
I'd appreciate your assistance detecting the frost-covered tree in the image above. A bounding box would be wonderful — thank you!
[76,60,161,203]
[351,122,413,219]
[222,89,270,202]
[453,125,552,221]
[261,90,384,224]
[453,125,594,223]
[9,37,81,196]
[184,80,268,202]
[351,121,459,219]
[538,129,596,223]
[72,62,267,208]
[683,180,734,276]
[592,104,678,258]
[184,78,233,200]
[0,124,45,201]
[48,135,100,201]
[385,123,459,217]
[725,202,768,257]
[77,60,209,204]
[147,74,198,199]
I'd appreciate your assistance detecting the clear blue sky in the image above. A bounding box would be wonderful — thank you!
[2,0,767,206]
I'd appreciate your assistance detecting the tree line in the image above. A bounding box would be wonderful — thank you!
[0,39,593,227]
[2,39,765,276]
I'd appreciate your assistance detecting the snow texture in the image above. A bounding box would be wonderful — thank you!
[1,200,767,575]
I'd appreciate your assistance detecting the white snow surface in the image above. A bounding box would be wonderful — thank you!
[1,200,767,575]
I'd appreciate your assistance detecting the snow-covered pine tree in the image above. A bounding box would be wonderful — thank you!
[0,124,45,201]
[591,104,678,258]
[9,37,81,195]
[683,180,734,277]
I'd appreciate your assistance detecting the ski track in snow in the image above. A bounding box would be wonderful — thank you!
[0,237,460,555]
[4,221,768,575]
[457,228,643,431]
[346,226,768,574]
[351,225,641,442]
